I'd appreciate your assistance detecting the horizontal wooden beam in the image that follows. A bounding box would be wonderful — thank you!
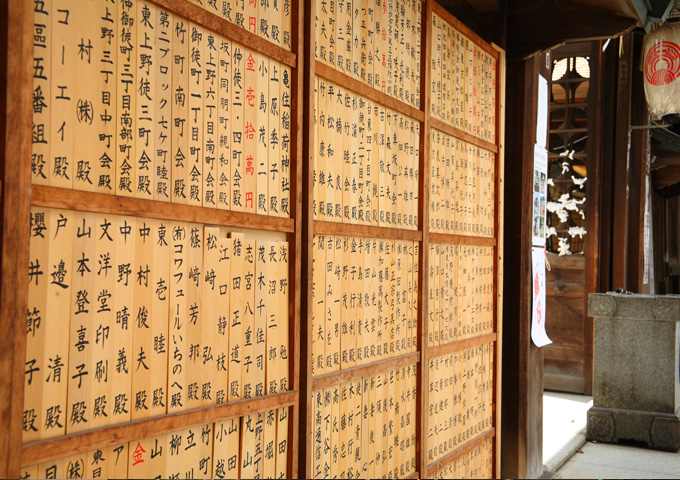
[21,391,297,467]
[426,428,496,476]
[430,118,499,154]
[314,220,423,241]
[429,232,497,247]
[311,352,420,390]
[315,62,426,123]
[428,333,497,360]
[32,186,295,233]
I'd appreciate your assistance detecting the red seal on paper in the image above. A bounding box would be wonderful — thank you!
[645,40,680,86]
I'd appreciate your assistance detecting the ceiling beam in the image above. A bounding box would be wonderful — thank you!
[507,0,636,59]
[464,0,501,12]
[648,0,676,23]
[630,0,676,31]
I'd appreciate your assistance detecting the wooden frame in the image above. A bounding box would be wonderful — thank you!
[1,0,505,478]
[298,0,505,478]
[1,0,304,477]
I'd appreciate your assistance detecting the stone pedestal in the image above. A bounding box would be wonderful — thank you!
[587,293,680,451]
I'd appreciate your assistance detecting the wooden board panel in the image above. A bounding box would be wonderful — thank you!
[10,2,510,480]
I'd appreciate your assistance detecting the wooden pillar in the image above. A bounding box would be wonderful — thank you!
[501,51,548,479]
[610,33,634,291]
[0,1,33,477]
[627,32,651,294]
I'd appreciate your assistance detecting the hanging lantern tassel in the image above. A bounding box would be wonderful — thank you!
[644,22,680,118]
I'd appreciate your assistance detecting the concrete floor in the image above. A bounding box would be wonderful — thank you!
[543,391,592,474]
[542,391,680,479]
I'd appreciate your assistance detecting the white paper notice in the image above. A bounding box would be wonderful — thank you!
[531,247,552,348]
[537,74,548,149]
[532,144,548,247]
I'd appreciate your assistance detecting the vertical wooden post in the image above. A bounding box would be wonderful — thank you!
[492,42,506,479]
[416,0,432,475]
[0,0,32,476]
[627,31,651,294]
[611,33,634,291]
[501,52,546,479]
[299,0,316,475]
[583,40,607,396]
[289,0,305,475]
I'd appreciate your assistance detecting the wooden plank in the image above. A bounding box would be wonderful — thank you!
[231,42,245,212]
[202,227,223,407]
[543,345,586,363]
[430,118,498,154]
[187,24,205,207]
[254,56,275,215]
[171,13,189,204]
[546,282,586,297]
[203,29,219,209]
[280,64,292,218]
[23,209,51,444]
[42,209,74,439]
[128,434,166,479]
[216,36,232,210]
[314,220,423,241]
[110,216,135,426]
[31,186,295,232]
[243,50,258,213]
[546,268,585,284]
[30,0,51,187]
[312,351,420,390]
[213,418,240,478]
[134,1,156,199]
[66,212,96,432]
[115,0,136,197]
[167,220,188,413]
[316,62,425,123]
[154,6,172,202]
[48,0,75,190]
[277,240,291,395]
[228,233,245,402]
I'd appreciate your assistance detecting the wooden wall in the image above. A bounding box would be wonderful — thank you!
[0,0,504,478]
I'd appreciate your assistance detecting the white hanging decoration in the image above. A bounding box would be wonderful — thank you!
[558,237,573,256]
[547,201,569,223]
[558,193,586,212]
[559,149,575,160]
[545,226,557,237]
[568,226,587,238]
[547,178,555,187]
[561,161,570,174]
[571,175,587,187]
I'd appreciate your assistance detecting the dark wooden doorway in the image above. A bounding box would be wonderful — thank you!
[543,42,599,395]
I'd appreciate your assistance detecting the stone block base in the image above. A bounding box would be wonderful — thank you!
[587,406,680,451]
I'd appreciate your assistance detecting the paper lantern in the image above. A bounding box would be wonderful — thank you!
[644,22,680,118]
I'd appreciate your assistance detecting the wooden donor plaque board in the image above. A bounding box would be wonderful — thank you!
[21,407,290,479]
[2,0,504,478]
[305,0,503,478]
[17,0,301,478]
[30,0,292,217]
